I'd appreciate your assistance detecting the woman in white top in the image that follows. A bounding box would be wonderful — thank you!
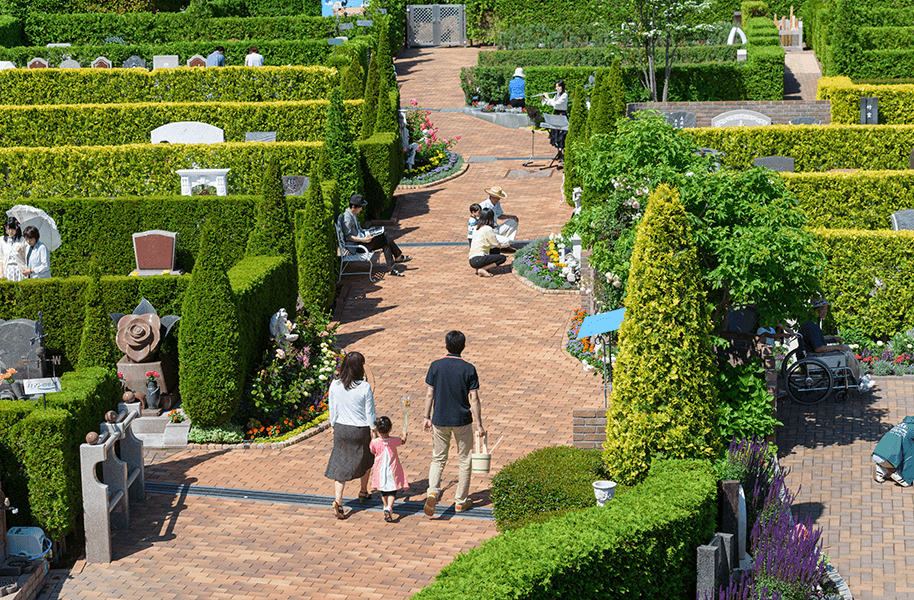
[325,351,377,519]
[21,226,50,279]
[541,80,568,115]
[0,217,26,282]
[468,208,509,278]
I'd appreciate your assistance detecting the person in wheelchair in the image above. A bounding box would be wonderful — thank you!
[799,298,876,393]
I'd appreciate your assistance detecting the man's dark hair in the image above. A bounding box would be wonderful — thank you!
[215,46,225,53]
[445,330,465,355]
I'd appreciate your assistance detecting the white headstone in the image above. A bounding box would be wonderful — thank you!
[59,59,81,69]
[737,49,748,61]
[153,55,179,70]
[0,61,16,70]
[46,43,71,48]
[727,26,747,45]
[711,109,771,128]
[151,121,225,145]
[91,56,112,69]
[175,168,230,196]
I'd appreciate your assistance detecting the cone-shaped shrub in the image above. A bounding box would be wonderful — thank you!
[340,51,365,100]
[325,87,364,208]
[563,84,588,206]
[78,260,117,369]
[375,17,395,88]
[179,219,242,427]
[590,60,623,137]
[360,53,380,140]
[607,57,627,127]
[297,165,336,314]
[602,184,719,485]
[246,156,293,259]
[374,71,398,134]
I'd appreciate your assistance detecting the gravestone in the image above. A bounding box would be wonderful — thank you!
[737,49,747,61]
[339,22,354,30]
[133,230,178,274]
[27,57,48,69]
[0,318,46,381]
[91,56,112,69]
[59,59,81,69]
[328,37,348,45]
[356,19,373,26]
[891,209,914,231]
[0,61,15,70]
[151,121,225,144]
[282,175,310,196]
[789,117,820,125]
[46,43,71,48]
[910,147,914,170]
[122,55,147,69]
[711,109,771,127]
[665,111,696,129]
[753,156,795,172]
[187,54,206,68]
[153,55,179,69]
[860,97,879,125]
[245,131,277,142]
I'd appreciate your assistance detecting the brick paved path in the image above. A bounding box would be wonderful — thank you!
[784,50,822,101]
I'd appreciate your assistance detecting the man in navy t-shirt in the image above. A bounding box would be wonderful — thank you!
[422,330,486,516]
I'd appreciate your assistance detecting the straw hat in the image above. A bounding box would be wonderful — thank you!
[485,186,508,199]
[513,67,525,78]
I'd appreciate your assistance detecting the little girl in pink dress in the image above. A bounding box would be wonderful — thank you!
[370,416,409,522]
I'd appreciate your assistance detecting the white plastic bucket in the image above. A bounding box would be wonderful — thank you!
[471,433,491,473]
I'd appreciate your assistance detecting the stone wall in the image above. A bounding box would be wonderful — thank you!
[627,100,832,127]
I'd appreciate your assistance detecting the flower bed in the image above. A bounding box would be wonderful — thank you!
[565,308,615,376]
[401,98,462,185]
[513,236,580,290]
[400,150,463,186]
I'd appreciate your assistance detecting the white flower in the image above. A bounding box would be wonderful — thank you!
[582,362,594,372]
[877,340,884,346]
[276,349,286,359]
[908,344,912,349]
[612,279,622,288]
[319,374,327,381]
[632,201,641,210]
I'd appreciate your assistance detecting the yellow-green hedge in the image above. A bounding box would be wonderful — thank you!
[0,65,339,105]
[814,228,914,338]
[0,99,364,147]
[783,170,914,230]
[818,75,914,125]
[686,124,914,171]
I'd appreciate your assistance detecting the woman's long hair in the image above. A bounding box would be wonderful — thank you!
[337,351,365,390]
[3,217,20,242]
[476,208,496,230]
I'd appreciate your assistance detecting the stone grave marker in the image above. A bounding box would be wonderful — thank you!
[891,209,914,231]
[59,59,81,69]
[91,56,112,69]
[665,111,696,129]
[356,19,373,26]
[46,43,71,48]
[789,117,820,125]
[711,109,771,127]
[282,175,310,196]
[153,55,179,69]
[860,97,879,125]
[187,54,206,68]
[27,57,48,69]
[0,61,15,70]
[132,230,178,275]
[151,121,225,144]
[245,131,277,142]
[910,147,914,170]
[753,156,794,172]
[0,318,46,380]
[339,22,354,30]
[328,37,348,45]
[122,55,147,69]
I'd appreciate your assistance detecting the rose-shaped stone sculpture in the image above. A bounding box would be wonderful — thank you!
[116,313,162,362]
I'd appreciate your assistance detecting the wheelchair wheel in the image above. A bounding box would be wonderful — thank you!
[780,347,803,382]
[786,358,833,405]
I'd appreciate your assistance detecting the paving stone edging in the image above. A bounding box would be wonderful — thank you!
[512,267,581,295]
[186,420,330,451]
[825,562,854,600]
[395,160,469,191]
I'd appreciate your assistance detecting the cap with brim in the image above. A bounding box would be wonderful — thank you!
[811,298,830,308]
[485,187,508,199]
[349,194,367,206]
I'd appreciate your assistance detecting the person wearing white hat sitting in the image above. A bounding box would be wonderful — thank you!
[508,67,525,108]
[480,186,519,250]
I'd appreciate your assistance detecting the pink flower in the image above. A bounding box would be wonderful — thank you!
[410,98,418,106]
[425,110,431,115]
[455,135,461,140]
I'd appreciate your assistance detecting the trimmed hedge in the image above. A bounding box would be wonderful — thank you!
[0,99,364,147]
[814,228,914,338]
[819,76,914,124]
[685,124,914,171]
[356,130,403,217]
[412,458,717,600]
[0,15,22,48]
[0,367,119,539]
[0,65,339,105]
[476,45,743,68]
[490,446,607,532]
[783,170,914,230]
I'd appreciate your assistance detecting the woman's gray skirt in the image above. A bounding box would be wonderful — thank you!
[324,423,373,482]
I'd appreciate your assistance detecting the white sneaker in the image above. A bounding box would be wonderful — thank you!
[874,464,886,483]
[891,472,911,487]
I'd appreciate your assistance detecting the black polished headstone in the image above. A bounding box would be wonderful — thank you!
[753,156,795,172]
[891,209,914,231]
[788,117,821,125]
[0,318,45,377]
[122,55,147,69]
[665,111,697,129]
[860,97,879,125]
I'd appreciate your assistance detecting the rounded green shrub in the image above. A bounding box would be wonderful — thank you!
[602,183,719,485]
[78,261,118,369]
[178,219,242,427]
[490,446,607,532]
[246,156,293,259]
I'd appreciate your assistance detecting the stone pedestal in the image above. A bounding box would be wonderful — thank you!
[116,356,176,397]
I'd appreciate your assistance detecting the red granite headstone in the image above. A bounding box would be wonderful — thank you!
[132,230,177,272]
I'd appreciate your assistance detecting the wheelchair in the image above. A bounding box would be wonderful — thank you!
[779,333,857,404]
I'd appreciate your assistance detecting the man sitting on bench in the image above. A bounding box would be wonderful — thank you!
[800,297,876,393]
[341,194,411,277]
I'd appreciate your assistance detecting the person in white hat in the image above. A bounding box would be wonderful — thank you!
[480,186,519,249]
[508,67,525,108]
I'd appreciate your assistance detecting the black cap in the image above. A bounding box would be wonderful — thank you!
[349,194,367,206]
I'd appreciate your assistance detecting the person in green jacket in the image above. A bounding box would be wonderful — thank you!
[872,415,914,487]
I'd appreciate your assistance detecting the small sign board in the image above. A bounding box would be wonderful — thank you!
[377,8,387,13]
[577,308,626,339]
[357,20,373,26]
[328,37,348,45]
[22,378,62,395]
[339,22,354,30]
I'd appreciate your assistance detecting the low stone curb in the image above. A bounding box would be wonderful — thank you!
[396,160,468,191]
[825,562,853,600]
[512,267,580,295]
[186,420,330,451]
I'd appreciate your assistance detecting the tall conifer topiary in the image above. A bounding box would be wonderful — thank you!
[78,260,117,369]
[179,219,242,427]
[590,60,623,137]
[606,57,627,127]
[374,16,394,88]
[246,156,293,258]
[602,184,719,485]
[585,72,603,139]
[374,70,398,134]
[361,53,380,139]
[340,51,365,100]
[297,165,336,313]
[325,87,364,207]
[563,84,588,206]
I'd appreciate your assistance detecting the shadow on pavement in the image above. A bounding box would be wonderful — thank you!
[777,391,891,457]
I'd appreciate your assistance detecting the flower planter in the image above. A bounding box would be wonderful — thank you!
[145,382,161,410]
[592,480,617,506]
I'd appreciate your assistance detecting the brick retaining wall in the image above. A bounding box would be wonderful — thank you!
[627,100,832,127]
[573,407,606,450]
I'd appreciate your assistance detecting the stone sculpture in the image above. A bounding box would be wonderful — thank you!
[269,308,299,350]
